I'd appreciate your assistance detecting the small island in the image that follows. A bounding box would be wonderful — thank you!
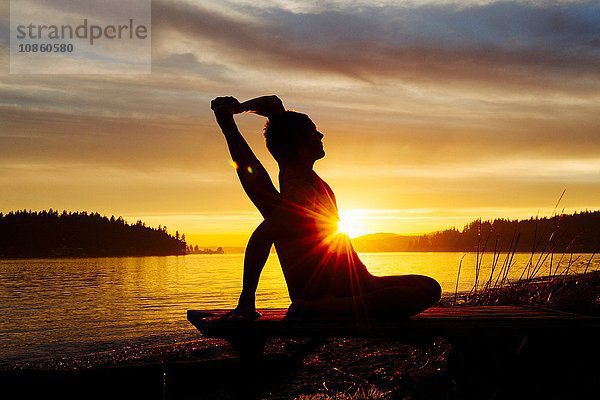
[0,209,187,258]
[186,245,225,254]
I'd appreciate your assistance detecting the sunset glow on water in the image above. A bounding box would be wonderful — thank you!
[1,253,597,367]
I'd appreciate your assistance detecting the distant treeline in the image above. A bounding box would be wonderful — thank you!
[352,211,600,253]
[0,209,187,258]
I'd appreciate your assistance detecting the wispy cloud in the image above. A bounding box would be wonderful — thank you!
[324,158,600,182]
[153,0,600,92]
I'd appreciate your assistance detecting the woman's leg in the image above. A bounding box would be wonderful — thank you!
[362,275,442,318]
[288,275,441,318]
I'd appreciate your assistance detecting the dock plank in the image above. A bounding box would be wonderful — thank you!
[188,306,599,339]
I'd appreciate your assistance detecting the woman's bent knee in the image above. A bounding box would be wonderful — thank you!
[368,274,441,304]
[418,275,442,305]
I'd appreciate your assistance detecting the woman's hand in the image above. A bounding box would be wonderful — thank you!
[211,96,242,127]
[210,96,242,114]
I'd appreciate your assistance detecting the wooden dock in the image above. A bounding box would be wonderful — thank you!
[188,305,599,339]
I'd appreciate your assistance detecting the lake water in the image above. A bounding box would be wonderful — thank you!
[1,252,597,367]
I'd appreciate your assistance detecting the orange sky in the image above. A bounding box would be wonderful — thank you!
[1,1,599,246]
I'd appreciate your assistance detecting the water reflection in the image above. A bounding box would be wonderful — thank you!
[0,252,597,366]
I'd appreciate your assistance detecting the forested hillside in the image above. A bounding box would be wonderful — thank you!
[352,211,600,253]
[0,210,187,258]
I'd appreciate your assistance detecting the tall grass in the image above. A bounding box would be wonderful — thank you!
[453,204,599,312]
[294,384,389,400]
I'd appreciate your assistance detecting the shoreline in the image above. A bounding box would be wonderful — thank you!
[2,250,599,261]
[4,271,598,372]
[2,271,598,399]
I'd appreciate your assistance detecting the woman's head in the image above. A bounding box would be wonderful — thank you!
[264,111,325,165]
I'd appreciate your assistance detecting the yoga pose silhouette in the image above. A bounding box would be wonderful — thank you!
[211,95,441,319]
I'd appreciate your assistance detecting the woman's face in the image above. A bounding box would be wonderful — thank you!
[301,119,325,161]
[271,114,325,164]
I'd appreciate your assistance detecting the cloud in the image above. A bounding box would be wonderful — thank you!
[152,0,600,92]
[0,106,233,171]
[324,158,600,183]
[0,73,216,117]
[153,52,231,79]
[2,1,598,120]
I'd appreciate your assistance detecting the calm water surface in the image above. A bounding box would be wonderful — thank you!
[1,252,597,367]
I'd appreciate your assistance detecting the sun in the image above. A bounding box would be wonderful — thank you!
[337,210,367,238]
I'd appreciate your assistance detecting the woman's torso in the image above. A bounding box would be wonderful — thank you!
[275,171,371,301]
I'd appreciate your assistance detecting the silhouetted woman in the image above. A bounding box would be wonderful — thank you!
[211,95,441,319]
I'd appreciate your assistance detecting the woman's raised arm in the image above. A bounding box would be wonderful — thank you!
[211,96,280,217]
[239,95,285,118]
